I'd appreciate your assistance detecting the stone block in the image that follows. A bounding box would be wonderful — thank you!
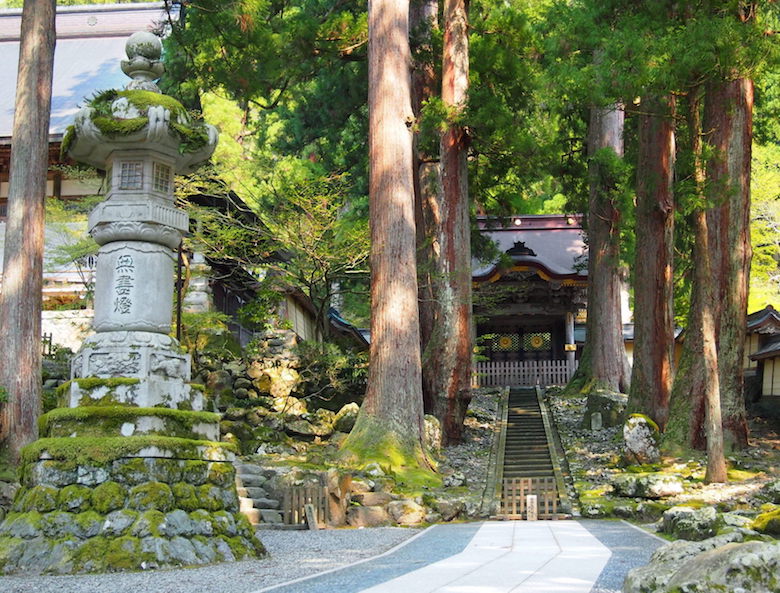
[351,492,395,507]
[582,390,627,428]
[387,500,426,525]
[662,506,721,541]
[346,505,390,527]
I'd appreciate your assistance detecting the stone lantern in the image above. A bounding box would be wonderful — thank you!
[0,32,264,574]
[66,31,218,410]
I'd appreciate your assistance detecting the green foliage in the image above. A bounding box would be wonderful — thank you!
[184,171,369,336]
[177,310,239,369]
[749,143,780,311]
[293,341,368,410]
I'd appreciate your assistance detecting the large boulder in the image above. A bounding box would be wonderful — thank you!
[611,473,684,499]
[387,499,426,525]
[334,402,359,433]
[662,541,780,593]
[760,479,780,504]
[582,390,627,428]
[352,492,395,506]
[622,414,661,464]
[661,506,721,541]
[346,505,390,527]
[249,365,300,399]
[623,531,754,593]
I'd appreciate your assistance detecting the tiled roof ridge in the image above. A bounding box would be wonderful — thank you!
[0,2,172,41]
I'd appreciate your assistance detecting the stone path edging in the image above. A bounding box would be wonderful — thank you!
[249,525,439,593]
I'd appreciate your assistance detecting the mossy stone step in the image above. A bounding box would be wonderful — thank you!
[41,407,220,441]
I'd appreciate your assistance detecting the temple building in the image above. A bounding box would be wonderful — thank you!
[471,215,590,386]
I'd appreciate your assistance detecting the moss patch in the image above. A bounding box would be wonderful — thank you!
[40,406,219,439]
[92,481,127,514]
[171,482,199,511]
[340,413,441,490]
[21,485,59,513]
[752,508,780,535]
[21,436,236,468]
[58,485,92,513]
[128,482,174,512]
[83,89,211,153]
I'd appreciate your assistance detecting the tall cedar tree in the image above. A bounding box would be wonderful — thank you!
[666,2,757,454]
[627,95,676,429]
[567,103,631,395]
[341,0,434,479]
[410,0,440,416]
[424,0,472,445]
[707,74,753,449]
[0,0,56,461]
[688,89,727,482]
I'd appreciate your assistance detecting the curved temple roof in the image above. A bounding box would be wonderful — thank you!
[472,214,588,283]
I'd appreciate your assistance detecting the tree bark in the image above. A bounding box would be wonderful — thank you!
[567,104,631,394]
[697,205,727,483]
[665,87,728,483]
[686,85,726,480]
[410,0,439,415]
[704,77,752,450]
[342,0,431,475]
[628,95,675,429]
[422,0,472,445]
[0,0,56,462]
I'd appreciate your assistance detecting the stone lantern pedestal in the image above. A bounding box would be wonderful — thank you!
[0,32,264,574]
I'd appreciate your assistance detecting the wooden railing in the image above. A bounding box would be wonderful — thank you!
[499,477,559,519]
[473,359,578,388]
[281,484,329,527]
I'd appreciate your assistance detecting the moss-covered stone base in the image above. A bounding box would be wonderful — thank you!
[0,456,265,574]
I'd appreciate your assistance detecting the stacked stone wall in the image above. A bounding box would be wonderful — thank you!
[0,456,263,574]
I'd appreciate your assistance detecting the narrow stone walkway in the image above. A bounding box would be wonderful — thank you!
[254,520,663,593]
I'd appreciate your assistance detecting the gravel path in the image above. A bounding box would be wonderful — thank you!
[581,520,665,593]
[0,527,418,593]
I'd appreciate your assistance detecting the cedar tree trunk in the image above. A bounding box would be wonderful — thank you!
[704,77,752,450]
[424,0,472,445]
[0,0,56,462]
[410,0,439,414]
[628,95,675,429]
[568,104,631,394]
[665,87,728,484]
[342,0,432,478]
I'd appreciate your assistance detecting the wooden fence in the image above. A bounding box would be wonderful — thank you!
[281,484,329,527]
[499,477,559,520]
[473,359,578,388]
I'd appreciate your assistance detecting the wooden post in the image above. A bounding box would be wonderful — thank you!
[526,494,538,521]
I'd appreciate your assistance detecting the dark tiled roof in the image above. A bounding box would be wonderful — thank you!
[746,305,780,335]
[0,3,174,138]
[750,336,780,361]
[472,215,587,282]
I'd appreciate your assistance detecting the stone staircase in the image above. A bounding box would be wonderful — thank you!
[234,461,287,529]
[503,387,556,479]
[497,387,569,519]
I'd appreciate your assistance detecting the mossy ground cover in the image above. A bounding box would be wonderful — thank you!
[40,406,220,440]
[547,388,780,531]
